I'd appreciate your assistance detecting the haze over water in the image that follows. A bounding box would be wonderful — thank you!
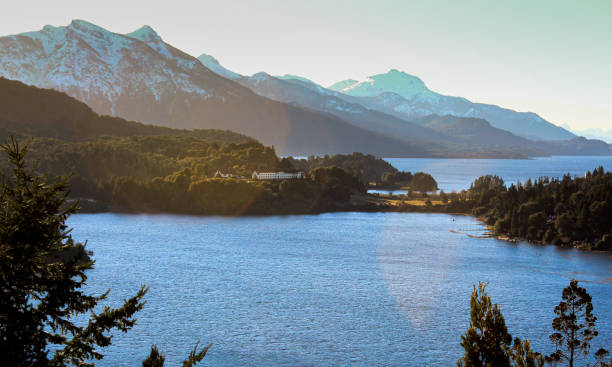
[371,156,612,193]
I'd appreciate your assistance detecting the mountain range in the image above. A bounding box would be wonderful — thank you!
[199,58,609,157]
[326,70,575,141]
[0,76,252,142]
[562,124,612,144]
[0,20,439,156]
[0,20,609,157]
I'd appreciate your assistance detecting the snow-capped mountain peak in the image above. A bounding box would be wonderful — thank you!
[127,25,162,43]
[197,53,241,79]
[327,69,575,140]
[327,79,358,92]
[0,19,234,116]
[329,69,428,100]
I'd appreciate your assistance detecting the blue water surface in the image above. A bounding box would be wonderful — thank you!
[68,211,612,366]
[369,156,612,193]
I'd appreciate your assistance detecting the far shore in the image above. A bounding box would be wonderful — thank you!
[73,193,608,253]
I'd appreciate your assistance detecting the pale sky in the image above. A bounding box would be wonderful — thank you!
[1,0,611,130]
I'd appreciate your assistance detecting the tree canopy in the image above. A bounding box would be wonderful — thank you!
[458,282,514,367]
[467,168,612,250]
[546,280,600,367]
[0,138,147,365]
[458,280,609,367]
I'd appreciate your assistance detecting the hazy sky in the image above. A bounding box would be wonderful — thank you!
[2,0,611,130]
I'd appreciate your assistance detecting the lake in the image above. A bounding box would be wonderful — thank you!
[69,212,612,366]
[368,156,612,194]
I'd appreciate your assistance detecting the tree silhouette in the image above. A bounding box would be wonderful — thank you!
[511,338,543,367]
[0,138,147,365]
[595,348,611,367]
[141,342,212,367]
[142,346,165,367]
[458,282,513,367]
[546,279,604,367]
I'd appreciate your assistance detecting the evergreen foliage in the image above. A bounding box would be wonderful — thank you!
[310,166,366,201]
[141,342,212,367]
[288,152,396,184]
[545,280,605,367]
[0,138,147,366]
[411,172,439,192]
[0,137,372,214]
[182,341,212,367]
[0,139,211,366]
[288,153,438,191]
[458,280,609,367]
[458,282,514,367]
[381,171,413,187]
[142,346,165,367]
[467,169,612,250]
[595,348,611,366]
[511,338,544,367]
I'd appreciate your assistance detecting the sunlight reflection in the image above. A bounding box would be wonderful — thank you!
[375,218,461,330]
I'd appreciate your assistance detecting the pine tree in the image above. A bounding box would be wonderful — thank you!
[0,138,147,365]
[458,282,513,367]
[142,346,166,367]
[182,341,213,367]
[511,338,544,367]
[546,280,604,367]
[595,348,611,366]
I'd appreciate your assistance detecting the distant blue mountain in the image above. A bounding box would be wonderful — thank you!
[563,124,612,144]
[1,20,605,157]
[0,20,440,156]
[327,70,575,141]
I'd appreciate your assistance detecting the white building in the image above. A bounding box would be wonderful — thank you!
[252,171,306,180]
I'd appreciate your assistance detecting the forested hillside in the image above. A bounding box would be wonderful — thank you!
[0,78,376,214]
[0,137,367,214]
[0,77,254,143]
[287,153,396,184]
[468,169,611,250]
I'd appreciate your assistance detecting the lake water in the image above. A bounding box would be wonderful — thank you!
[69,212,612,366]
[368,156,612,194]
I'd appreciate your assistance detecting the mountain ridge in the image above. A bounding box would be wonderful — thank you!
[0,76,254,144]
[328,70,576,141]
[0,20,443,156]
[221,69,609,157]
[1,20,606,157]
[197,53,241,80]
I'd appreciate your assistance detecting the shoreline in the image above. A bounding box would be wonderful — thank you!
[74,195,608,253]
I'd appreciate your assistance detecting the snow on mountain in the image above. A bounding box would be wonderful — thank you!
[0,19,216,116]
[0,20,588,154]
[333,69,430,100]
[197,53,242,79]
[241,72,368,114]
[328,79,358,91]
[328,69,575,141]
[234,71,461,146]
[1,20,442,156]
[194,58,581,153]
